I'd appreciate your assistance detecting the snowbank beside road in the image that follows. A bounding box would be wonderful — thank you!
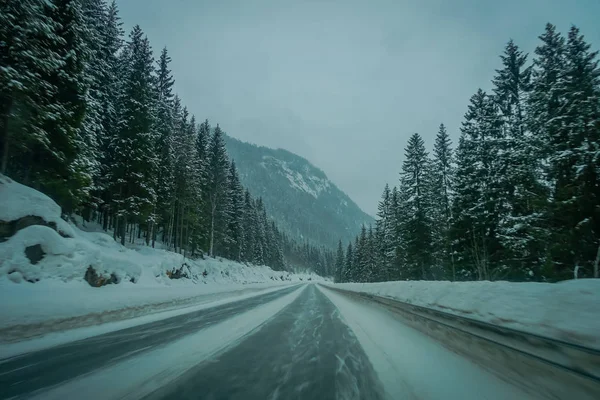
[327,280,600,350]
[0,174,321,339]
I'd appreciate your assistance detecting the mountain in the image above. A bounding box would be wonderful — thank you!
[224,135,374,249]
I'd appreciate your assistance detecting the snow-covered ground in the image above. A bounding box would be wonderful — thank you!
[326,279,600,350]
[319,285,535,400]
[0,174,322,339]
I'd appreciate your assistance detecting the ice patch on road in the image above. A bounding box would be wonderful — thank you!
[30,285,306,400]
[318,285,536,400]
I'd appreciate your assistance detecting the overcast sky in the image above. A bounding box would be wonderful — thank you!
[118,0,599,215]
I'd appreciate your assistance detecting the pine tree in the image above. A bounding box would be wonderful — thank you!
[399,133,433,280]
[109,25,157,245]
[206,124,230,256]
[32,0,91,212]
[153,47,175,247]
[375,184,395,281]
[226,161,244,261]
[547,26,600,279]
[253,199,266,265]
[334,240,345,282]
[0,0,62,177]
[430,123,455,279]
[451,89,504,280]
[493,40,548,280]
[343,243,353,282]
[241,189,256,263]
[94,0,123,229]
[78,0,110,212]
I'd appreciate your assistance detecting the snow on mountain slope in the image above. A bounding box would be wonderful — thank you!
[225,135,373,248]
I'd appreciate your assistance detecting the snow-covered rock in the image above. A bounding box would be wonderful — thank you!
[0,174,74,239]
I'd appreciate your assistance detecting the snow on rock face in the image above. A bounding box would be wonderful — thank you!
[329,280,600,350]
[261,156,330,198]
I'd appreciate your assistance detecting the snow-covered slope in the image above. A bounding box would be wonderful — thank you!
[224,135,373,248]
[0,174,316,286]
[0,174,322,338]
[327,280,600,350]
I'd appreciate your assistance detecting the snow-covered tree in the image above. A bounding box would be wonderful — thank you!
[493,40,548,280]
[399,133,433,280]
[547,26,600,279]
[451,89,504,280]
[430,123,454,279]
[109,25,157,245]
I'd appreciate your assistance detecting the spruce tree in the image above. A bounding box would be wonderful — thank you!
[493,40,548,280]
[109,25,157,245]
[451,89,504,280]
[0,0,62,177]
[206,124,230,256]
[375,184,394,281]
[400,133,433,280]
[226,161,244,260]
[343,243,353,282]
[35,0,91,211]
[334,240,345,282]
[153,47,176,247]
[547,26,600,279]
[430,123,454,279]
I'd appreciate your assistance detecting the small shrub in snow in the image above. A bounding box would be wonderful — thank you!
[84,266,118,287]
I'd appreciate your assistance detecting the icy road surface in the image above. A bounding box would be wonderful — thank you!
[0,284,534,400]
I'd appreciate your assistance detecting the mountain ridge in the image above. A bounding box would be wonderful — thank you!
[224,134,374,249]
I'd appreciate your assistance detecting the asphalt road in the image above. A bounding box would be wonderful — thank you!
[144,284,385,400]
[0,285,301,399]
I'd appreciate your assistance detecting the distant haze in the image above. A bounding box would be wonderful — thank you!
[118,0,600,215]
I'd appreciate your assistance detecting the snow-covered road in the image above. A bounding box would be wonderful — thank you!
[0,284,572,400]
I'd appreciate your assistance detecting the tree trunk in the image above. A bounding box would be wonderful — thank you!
[0,97,12,175]
[102,209,108,231]
[179,204,185,254]
[120,215,126,246]
[594,243,600,279]
[210,198,216,257]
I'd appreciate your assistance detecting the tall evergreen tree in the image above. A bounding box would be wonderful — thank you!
[334,240,345,282]
[206,124,230,256]
[430,123,455,279]
[226,161,244,261]
[399,133,433,280]
[35,0,91,211]
[547,26,600,279]
[108,25,157,245]
[0,0,62,177]
[375,184,394,281]
[493,40,548,280]
[343,242,353,282]
[153,47,176,247]
[451,90,504,280]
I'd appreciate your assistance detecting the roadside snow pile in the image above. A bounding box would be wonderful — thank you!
[0,174,319,286]
[329,280,600,349]
[0,174,321,340]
